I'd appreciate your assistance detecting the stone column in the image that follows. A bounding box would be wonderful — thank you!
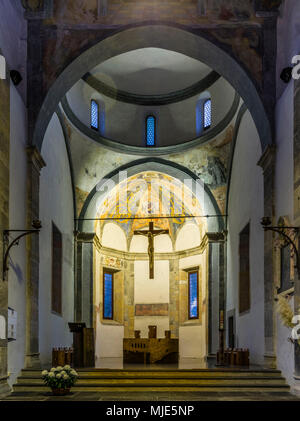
[75,233,100,328]
[200,233,224,356]
[25,147,45,369]
[293,78,300,389]
[258,145,277,368]
[0,57,10,395]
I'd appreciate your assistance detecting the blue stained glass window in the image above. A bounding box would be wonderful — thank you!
[146,116,156,146]
[203,99,212,130]
[104,272,113,319]
[189,272,198,319]
[91,100,99,130]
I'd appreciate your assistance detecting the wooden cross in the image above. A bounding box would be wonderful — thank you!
[134,222,169,279]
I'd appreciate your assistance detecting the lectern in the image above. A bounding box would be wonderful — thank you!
[68,322,95,368]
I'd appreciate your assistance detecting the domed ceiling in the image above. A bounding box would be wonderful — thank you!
[61,47,240,153]
[88,48,213,95]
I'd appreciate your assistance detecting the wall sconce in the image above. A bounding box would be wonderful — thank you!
[280,67,293,84]
[3,220,42,281]
[10,70,23,86]
[261,217,300,273]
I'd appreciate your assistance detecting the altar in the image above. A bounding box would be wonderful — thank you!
[123,327,179,364]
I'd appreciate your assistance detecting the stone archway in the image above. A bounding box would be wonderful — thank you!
[33,25,272,152]
[76,160,226,357]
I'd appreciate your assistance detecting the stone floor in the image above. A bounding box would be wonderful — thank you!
[1,391,300,401]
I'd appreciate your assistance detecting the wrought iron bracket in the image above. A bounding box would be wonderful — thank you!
[261,217,300,274]
[3,220,41,281]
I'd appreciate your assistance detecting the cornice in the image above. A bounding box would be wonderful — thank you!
[26,146,46,171]
[82,70,220,106]
[77,231,225,260]
[60,91,240,156]
[257,144,276,171]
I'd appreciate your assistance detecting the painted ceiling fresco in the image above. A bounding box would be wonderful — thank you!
[50,0,259,25]
[96,171,204,239]
[67,117,233,219]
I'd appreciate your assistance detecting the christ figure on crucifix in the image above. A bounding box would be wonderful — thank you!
[133,221,169,279]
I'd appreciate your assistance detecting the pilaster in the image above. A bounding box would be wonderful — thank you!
[258,144,277,368]
[25,146,45,369]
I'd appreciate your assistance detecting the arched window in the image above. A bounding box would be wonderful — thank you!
[196,101,202,136]
[103,270,113,320]
[146,115,156,146]
[91,99,99,130]
[203,98,212,130]
[188,271,199,319]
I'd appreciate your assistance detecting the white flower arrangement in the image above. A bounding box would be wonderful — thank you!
[41,365,78,390]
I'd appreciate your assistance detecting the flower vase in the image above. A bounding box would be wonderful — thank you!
[51,387,70,396]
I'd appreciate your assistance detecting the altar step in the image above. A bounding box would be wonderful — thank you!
[13,368,290,393]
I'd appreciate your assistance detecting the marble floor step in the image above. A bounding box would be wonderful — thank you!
[19,369,284,378]
[16,377,287,385]
[12,384,291,393]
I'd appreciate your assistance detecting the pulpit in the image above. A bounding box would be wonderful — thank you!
[68,322,95,368]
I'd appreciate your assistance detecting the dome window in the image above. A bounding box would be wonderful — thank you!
[146,115,156,146]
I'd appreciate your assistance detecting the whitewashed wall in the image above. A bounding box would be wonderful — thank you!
[179,254,206,359]
[39,114,74,366]
[226,110,264,364]
[7,84,27,386]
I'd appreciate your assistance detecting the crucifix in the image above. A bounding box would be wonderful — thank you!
[134,222,169,279]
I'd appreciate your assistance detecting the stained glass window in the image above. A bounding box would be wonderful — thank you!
[146,115,156,146]
[189,272,199,319]
[103,271,113,319]
[91,99,99,130]
[203,99,211,130]
[196,101,202,136]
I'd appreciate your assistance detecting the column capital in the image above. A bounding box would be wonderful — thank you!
[26,146,46,172]
[76,232,101,252]
[257,145,276,172]
[200,232,226,252]
[254,0,282,15]
[21,0,53,20]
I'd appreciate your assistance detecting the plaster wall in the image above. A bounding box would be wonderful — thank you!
[39,114,74,366]
[277,1,300,99]
[102,223,127,251]
[0,1,27,99]
[134,260,169,304]
[96,324,124,358]
[226,110,264,364]
[175,224,201,251]
[179,254,206,359]
[7,84,27,386]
